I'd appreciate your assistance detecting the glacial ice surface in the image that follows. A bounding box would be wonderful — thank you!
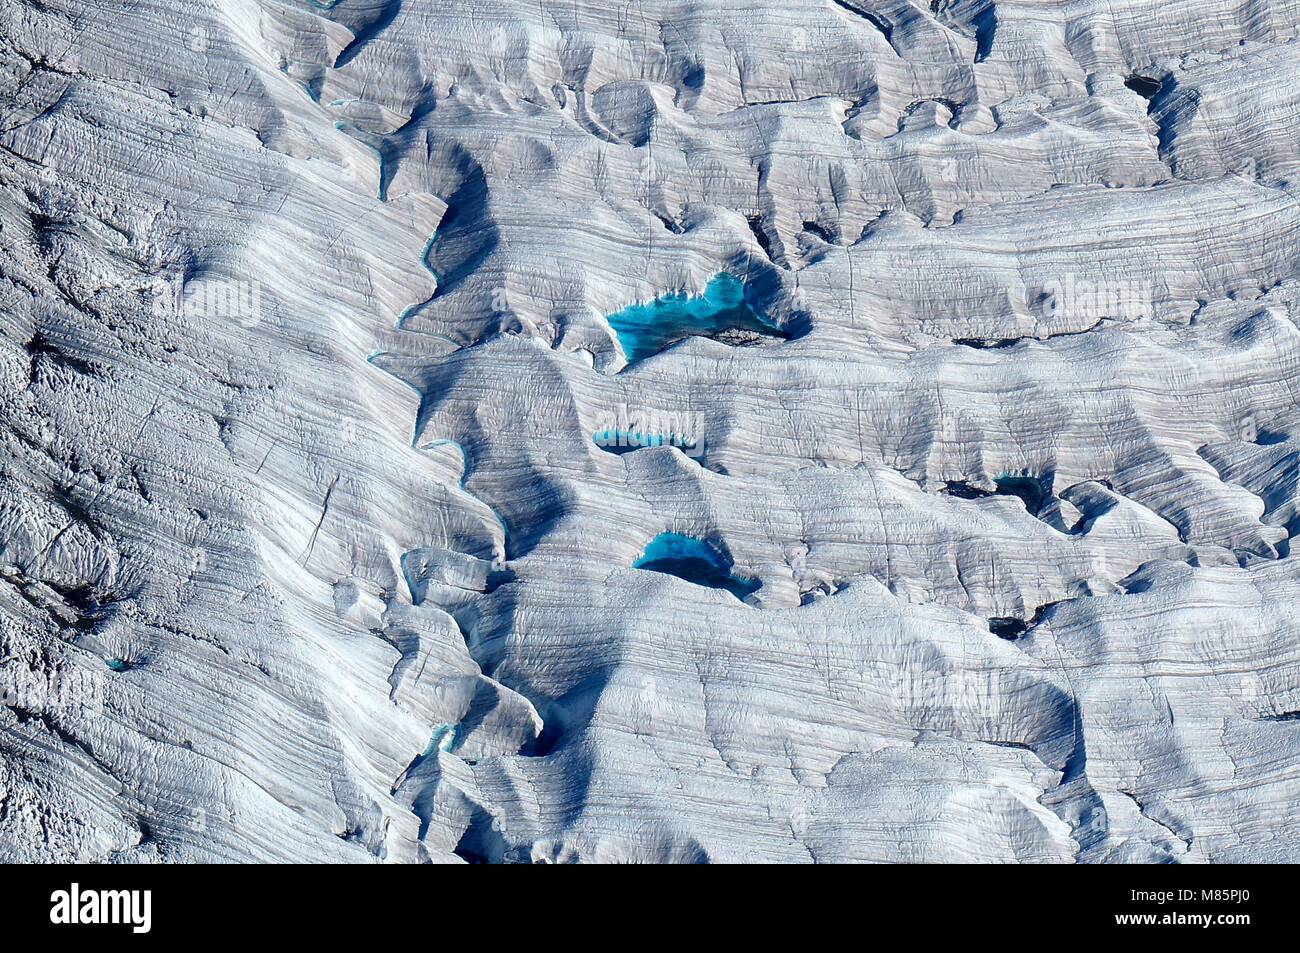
[3,0,1300,863]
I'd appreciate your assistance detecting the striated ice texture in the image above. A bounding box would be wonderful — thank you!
[2,0,1300,863]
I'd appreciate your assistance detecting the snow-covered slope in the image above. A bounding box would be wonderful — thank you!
[2,0,1299,862]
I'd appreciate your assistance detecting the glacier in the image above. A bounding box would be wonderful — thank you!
[2,0,1300,863]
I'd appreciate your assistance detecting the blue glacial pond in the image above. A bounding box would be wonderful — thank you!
[591,428,703,459]
[606,273,784,365]
[632,532,759,600]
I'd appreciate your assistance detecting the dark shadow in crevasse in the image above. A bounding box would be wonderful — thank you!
[1124,73,1162,100]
